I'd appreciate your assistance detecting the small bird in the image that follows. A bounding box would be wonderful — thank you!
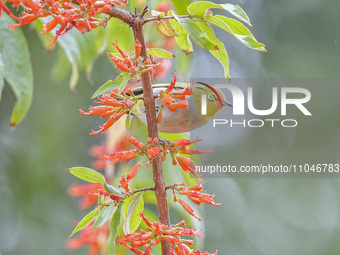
[130,82,232,133]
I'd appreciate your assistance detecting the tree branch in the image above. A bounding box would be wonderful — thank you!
[132,19,171,255]
[143,14,192,24]
[107,6,172,254]
[129,185,172,196]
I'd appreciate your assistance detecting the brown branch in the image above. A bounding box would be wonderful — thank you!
[106,5,135,26]
[143,14,192,24]
[132,18,172,255]
[129,185,172,196]
[107,5,171,255]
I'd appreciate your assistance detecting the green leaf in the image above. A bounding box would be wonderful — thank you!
[172,12,218,51]
[187,1,252,26]
[107,202,124,255]
[98,195,105,205]
[67,167,106,184]
[123,193,144,235]
[204,15,266,51]
[147,48,175,58]
[187,1,222,19]
[195,21,231,80]
[220,3,252,26]
[75,31,97,79]
[158,21,177,37]
[70,207,100,236]
[125,110,132,130]
[104,183,122,196]
[92,202,116,229]
[91,72,131,99]
[55,30,81,92]
[0,14,33,126]
[169,12,193,55]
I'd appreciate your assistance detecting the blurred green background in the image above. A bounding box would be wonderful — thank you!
[1,0,340,254]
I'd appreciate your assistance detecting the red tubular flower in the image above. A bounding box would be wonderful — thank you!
[167,101,189,112]
[177,198,202,221]
[95,94,123,107]
[135,39,141,59]
[67,222,109,255]
[162,94,174,106]
[187,184,203,191]
[69,183,104,209]
[127,162,141,180]
[89,109,128,135]
[80,105,114,117]
[127,136,145,148]
[119,175,130,192]
[147,146,163,158]
[165,74,177,94]
[117,213,212,254]
[41,18,58,34]
[0,0,19,20]
[9,13,38,29]
[99,149,137,164]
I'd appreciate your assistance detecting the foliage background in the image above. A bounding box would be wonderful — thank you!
[1,0,340,254]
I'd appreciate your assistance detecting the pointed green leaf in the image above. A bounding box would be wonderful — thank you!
[91,72,131,99]
[204,15,266,51]
[93,202,116,229]
[195,21,230,79]
[0,14,33,126]
[187,1,252,26]
[172,12,218,51]
[107,202,124,255]
[75,31,97,78]
[67,167,106,184]
[220,3,252,26]
[187,1,222,19]
[158,21,177,37]
[147,48,175,58]
[56,30,81,92]
[169,11,193,55]
[123,193,144,235]
[70,207,100,236]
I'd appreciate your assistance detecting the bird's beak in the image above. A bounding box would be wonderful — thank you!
[222,100,233,107]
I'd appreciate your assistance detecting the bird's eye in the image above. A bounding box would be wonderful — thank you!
[207,94,216,101]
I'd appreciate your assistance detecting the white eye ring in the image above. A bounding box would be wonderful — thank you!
[208,94,216,101]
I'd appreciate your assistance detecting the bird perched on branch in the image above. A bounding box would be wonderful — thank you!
[130,82,232,133]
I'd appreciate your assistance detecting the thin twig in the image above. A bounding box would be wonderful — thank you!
[143,14,192,24]
[129,185,172,196]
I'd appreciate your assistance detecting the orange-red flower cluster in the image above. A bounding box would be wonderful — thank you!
[117,212,217,255]
[99,136,163,191]
[107,41,159,80]
[0,0,18,20]
[3,0,127,45]
[69,183,106,209]
[171,183,221,221]
[156,75,192,123]
[67,222,110,255]
[89,138,130,170]
[80,89,136,135]
[164,137,212,182]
